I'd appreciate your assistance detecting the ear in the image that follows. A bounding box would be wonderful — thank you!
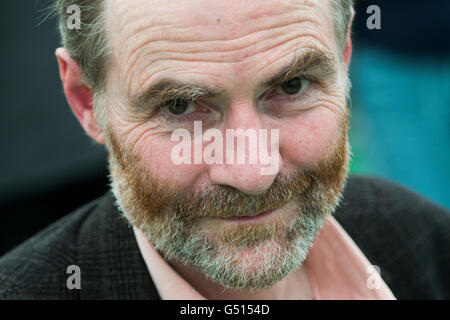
[343,8,355,69]
[55,48,105,144]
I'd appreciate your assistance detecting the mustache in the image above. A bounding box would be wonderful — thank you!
[168,170,316,219]
[106,126,346,221]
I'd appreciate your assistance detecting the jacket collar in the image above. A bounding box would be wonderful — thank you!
[77,192,161,299]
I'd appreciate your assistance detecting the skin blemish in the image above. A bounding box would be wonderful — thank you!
[217,17,221,23]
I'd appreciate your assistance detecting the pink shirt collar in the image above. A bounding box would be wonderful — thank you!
[133,216,396,300]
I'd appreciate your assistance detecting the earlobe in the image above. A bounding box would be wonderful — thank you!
[55,48,105,144]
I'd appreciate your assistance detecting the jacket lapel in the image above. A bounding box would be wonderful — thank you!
[77,192,161,299]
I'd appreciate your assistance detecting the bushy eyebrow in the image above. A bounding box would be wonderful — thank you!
[128,47,337,115]
[129,80,221,116]
[263,48,337,87]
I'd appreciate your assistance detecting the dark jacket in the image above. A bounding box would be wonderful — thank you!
[0,175,449,299]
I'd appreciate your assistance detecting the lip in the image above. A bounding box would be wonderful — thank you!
[220,209,276,224]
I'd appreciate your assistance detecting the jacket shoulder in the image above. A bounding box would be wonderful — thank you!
[0,196,104,299]
[335,175,450,299]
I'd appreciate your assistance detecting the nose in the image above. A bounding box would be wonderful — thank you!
[207,101,282,195]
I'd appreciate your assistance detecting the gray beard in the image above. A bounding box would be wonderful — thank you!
[106,131,350,290]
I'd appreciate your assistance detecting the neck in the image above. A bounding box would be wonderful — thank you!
[167,258,315,300]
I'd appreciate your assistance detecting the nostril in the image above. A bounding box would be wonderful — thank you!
[207,154,281,196]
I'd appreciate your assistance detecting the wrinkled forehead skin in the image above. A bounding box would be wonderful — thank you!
[104,0,339,100]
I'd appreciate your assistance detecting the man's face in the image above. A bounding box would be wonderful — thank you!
[102,0,350,289]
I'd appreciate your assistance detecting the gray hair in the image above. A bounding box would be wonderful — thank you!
[52,0,354,128]
[332,0,355,56]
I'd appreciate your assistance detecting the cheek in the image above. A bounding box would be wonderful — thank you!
[279,107,341,170]
[106,100,205,190]
[121,126,206,192]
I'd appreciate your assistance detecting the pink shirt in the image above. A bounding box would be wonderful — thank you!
[133,216,396,300]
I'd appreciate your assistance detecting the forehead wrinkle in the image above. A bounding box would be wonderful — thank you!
[130,28,331,99]
[121,18,323,92]
[129,45,336,115]
[109,0,336,98]
[113,0,298,39]
[129,17,322,64]
[109,0,334,59]
[127,31,330,97]
[121,9,315,53]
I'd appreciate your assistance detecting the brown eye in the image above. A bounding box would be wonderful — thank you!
[163,99,195,115]
[279,77,309,95]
